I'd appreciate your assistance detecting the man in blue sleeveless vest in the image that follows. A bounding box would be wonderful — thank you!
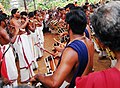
[31,8,94,88]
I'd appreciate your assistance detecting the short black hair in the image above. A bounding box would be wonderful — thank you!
[66,9,87,34]
[70,6,84,12]
[28,12,34,18]
[11,8,18,16]
[82,5,88,10]
[0,13,8,24]
[20,11,28,16]
[64,3,75,10]
[0,8,3,13]
[85,2,89,5]
[34,10,39,15]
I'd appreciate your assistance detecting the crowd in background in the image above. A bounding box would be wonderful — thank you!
[0,0,119,88]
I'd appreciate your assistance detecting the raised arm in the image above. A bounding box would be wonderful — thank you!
[32,47,78,88]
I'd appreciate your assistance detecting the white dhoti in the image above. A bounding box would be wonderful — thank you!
[35,26,44,58]
[13,33,35,82]
[0,44,18,87]
[28,32,38,69]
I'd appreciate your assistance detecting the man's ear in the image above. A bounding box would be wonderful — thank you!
[13,14,16,17]
[0,21,4,25]
[67,24,70,30]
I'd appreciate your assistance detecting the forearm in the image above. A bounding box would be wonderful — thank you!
[28,25,35,32]
[10,33,18,43]
[20,21,28,29]
[35,74,59,88]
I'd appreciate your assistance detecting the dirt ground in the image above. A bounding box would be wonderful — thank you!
[17,32,111,84]
[35,32,111,74]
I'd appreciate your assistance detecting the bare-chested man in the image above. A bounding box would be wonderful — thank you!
[0,13,18,45]
[27,12,38,70]
[31,8,94,88]
[0,13,19,87]
[34,10,44,59]
[10,9,35,83]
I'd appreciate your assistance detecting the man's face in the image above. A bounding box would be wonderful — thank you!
[15,10,20,18]
[36,11,40,16]
[65,8,70,14]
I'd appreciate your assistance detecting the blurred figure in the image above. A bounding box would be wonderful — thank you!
[31,8,94,88]
[0,13,19,88]
[76,1,120,88]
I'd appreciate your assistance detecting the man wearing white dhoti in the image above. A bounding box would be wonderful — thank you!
[27,12,38,70]
[1,44,18,88]
[10,9,35,82]
[0,13,19,87]
[34,10,44,59]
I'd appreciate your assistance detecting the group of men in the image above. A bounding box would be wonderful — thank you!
[0,0,120,88]
[31,1,120,88]
[0,8,45,87]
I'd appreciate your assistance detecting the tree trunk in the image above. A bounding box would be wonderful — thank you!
[33,0,36,10]
[23,0,27,10]
[86,0,88,2]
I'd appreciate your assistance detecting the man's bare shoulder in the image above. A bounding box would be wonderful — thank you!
[61,47,78,64]
[10,18,14,25]
[0,28,5,34]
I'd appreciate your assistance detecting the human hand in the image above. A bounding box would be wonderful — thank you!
[30,73,42,83]
[26,17,29,23]
[3,78,11,85]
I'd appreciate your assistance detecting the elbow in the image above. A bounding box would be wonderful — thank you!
[47,78,61,88]
[10,40,15,44]
[51,82,61,88]
[42,81,60,88]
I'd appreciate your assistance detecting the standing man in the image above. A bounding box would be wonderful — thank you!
[10,9,35,83]
[0,13,19,87]
[31,9,94,88]
[76,1,120,88]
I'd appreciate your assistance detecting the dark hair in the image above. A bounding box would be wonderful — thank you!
[82,5,88,10]
[64,3,75,10]
[28,12,34,18]
[106,1,109,3]
[70,6,84,12]
[90,1,120,51]
[11,8,18,16]
[34,10,39,15]
[0,8,3,13]
[90,4,97,9]
[66,9,87,34]
[85,2,89,5]
[2,13,8,18]
[0,13,8,24]
[20,11,27,16]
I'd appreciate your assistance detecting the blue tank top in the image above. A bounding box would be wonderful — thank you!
[67,40,88,88]
[84,28,90,39]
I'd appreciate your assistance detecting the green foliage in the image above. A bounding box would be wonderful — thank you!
[0,0,98,12]
[0,0,10,10]
[36,0,97,10]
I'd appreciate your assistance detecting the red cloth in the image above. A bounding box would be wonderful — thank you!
[0,50,9,79]
[76,68,120,88]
